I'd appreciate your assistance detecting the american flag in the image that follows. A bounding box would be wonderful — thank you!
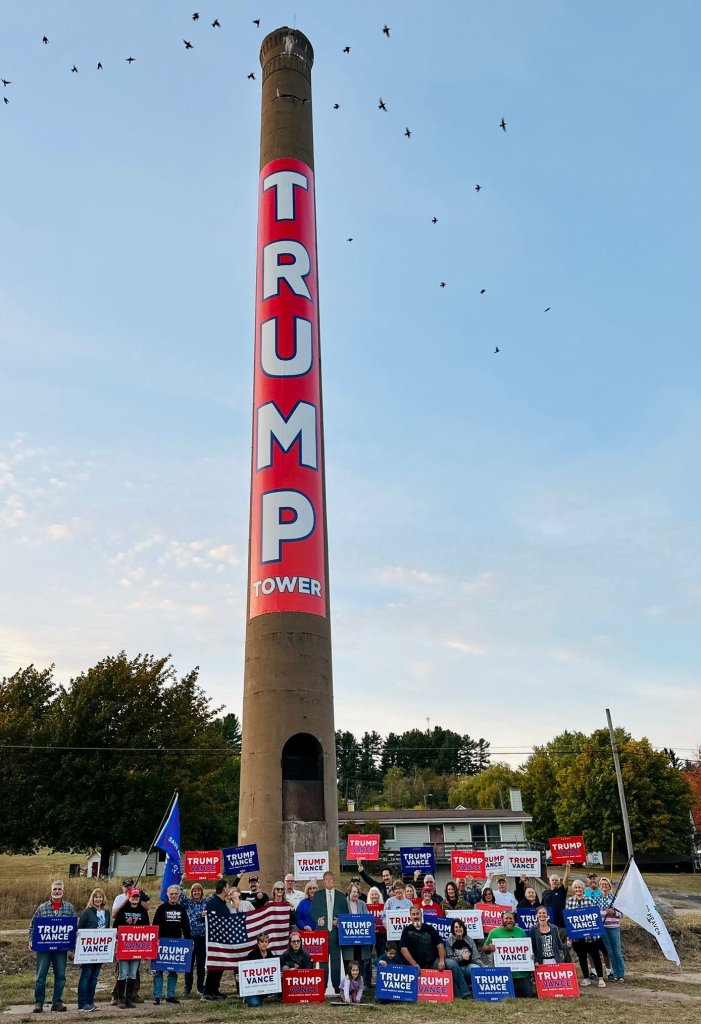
[205,904,291,968]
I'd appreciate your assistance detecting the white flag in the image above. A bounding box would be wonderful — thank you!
[613,860,680,966]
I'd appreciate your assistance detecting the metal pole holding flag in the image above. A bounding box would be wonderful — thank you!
[135,789,179,889]
[606,709,634,860]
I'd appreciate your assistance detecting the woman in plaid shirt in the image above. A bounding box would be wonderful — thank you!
[566,880,607,986]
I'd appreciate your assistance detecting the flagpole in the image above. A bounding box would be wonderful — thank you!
[606,709,634,861]
[135,789,178,887]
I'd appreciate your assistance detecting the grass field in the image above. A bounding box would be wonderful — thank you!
[2,852,700,1019]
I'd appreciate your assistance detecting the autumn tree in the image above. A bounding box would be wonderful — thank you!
[448,763,522,809]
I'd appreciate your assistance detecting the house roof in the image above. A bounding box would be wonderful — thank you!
[338,808,531,823]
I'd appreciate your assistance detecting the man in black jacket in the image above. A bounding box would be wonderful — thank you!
[356,859,394,901]
[201,880,231,1001]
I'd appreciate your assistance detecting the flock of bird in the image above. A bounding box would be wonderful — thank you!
[2,13,552,353]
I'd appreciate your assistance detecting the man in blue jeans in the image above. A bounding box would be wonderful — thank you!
[29,880,77,1013]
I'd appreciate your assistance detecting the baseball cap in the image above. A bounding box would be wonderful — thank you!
[249,875,259,882]
[421,886,432,894]
[128,887,141,898]
[123,878,135,887]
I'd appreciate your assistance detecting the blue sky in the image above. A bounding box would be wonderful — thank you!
[1,0,699,764]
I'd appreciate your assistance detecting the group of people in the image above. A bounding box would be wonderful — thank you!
[29,864,624,1010]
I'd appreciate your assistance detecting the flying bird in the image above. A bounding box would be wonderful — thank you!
[96,62,103,70]
[404,127,411,138]
[440,281,446,288]
[212,19,220,28]
[499,118,507,131]
[480,289,486,294]
[383,25,391,37]
[3,96,8,105]
[42,36,49,44]
[126,56,136,64]
[475,184,481,192]
[544,307,551,312]
[71,65,78,73]
[1,79,10,87]
[378,98,387,111]
[494,346,500,353]
[333,103,340,109]
[192,11,199,19]
[253,19,260,27]
[346,238,353,242]
[431,217,438,224]
[247,72,255,80]
[343,46,350,53]
[183,40,193,49]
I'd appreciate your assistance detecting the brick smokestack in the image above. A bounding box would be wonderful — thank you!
[238,27,339,887]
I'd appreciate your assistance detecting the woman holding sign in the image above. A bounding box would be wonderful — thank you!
[597,878,625,981]
[566,881,606,987]
[530,906,566,965]
[77,888,111,1011]
[343,884,373,982]
[446,918,484,995]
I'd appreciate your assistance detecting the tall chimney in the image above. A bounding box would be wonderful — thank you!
[238,28,338,885]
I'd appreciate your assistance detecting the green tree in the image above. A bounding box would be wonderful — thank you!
[448,763,521,809]
[520,731,585,843]
[555,730,694,856]
[42,653,235,869]
[380,728,488,776]
[0,665,58,852]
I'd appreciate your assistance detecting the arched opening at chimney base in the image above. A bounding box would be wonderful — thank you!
[282,732,324,821]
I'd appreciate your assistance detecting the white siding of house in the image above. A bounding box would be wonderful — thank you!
[442,824,472,843]
[387,824,431,849]
[500,823,527,843]
[109,850,164,878]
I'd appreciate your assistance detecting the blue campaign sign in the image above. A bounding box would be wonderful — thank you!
[471,967,515,1002]
[564,905,605,941]
[399,847,436,875]
[375,963,419,1002]
[517,907,554,932]
[151,937,194,973]
[222,843,260,875]
[337,914,375,946]
[422,914,453,946]
[31,917,78,952]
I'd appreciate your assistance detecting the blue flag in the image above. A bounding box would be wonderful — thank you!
[154,795,181,901]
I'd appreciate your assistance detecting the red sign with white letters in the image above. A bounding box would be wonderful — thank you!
[282,968,326,1003]
[249,158,327,619]
[474,904,506,931]
[548,836,586,865]
[418,969,454,1002]
[451,850,487,879]
[535,963,580,998]
[116,926,159,960]
[299,930,328,963]
[184,850,222,880]
[346,835,380,859]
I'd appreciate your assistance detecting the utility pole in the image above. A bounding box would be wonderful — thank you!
[606,708,634,861]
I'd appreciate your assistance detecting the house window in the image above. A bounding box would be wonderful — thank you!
[379,826,395,843]
[471,823,501,848]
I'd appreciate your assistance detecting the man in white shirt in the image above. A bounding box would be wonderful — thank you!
[111,878,135,915]
[493,877,517,912]
[283,873,305,909]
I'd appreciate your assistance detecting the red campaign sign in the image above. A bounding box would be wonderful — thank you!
[184,850,222,880]
[451,850,487,879]
[282,968,326,1004]
[549,836,587,865]
[535,963,580,998]
[474,904,506,932]
[249,157,327,619]
[418,969,454,1003]
[299,930,328,963]
[346,834,380,860]
[116,926,159,960]
[367,903,386,932]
